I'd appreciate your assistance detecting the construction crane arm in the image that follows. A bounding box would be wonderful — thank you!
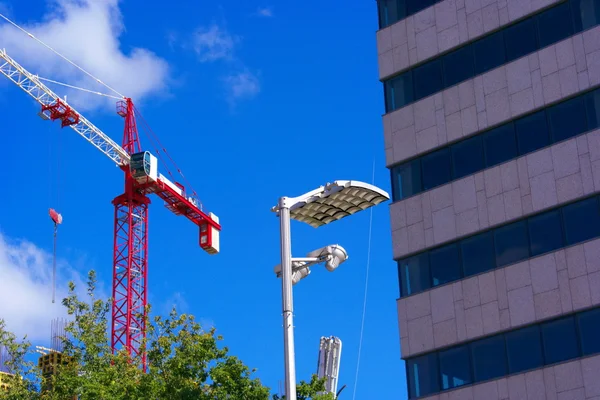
[0,48,130,166]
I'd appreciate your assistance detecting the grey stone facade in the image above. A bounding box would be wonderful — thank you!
[378,0,600,398]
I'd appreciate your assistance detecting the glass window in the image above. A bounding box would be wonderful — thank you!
[528,210,564,257]
[452,135,484,180]
[585,88,600,130]
[378,0,399,28]
[407,353,440,399]
[505,325,544,374]
[461,231,496,277]
[473,31,506,75]
[443,45,475,88]
[484,123,518,168]
[515,110,550,155]
[541,316,580,365]
[471,335,508,382]
[572,0,600,32]
[399,254,430,296]
[439,345,472,390]
[406,0,436,15]
[536,1,574,48]
[562,197,600,245]
[548,97,588,143]
[392,160,422,201]
[504,18,539,63]
[430,243,461,287]
[385,72,413,112]
[494,220,530,267]
[413,59,443,101]
[577,308,600,356]
[421,148,452,190]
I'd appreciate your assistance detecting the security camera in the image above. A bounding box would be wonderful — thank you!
[306,244,348,272]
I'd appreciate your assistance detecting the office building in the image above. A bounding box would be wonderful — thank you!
[376,0,600,398]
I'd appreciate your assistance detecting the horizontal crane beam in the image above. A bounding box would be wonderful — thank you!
[0,49,130,166]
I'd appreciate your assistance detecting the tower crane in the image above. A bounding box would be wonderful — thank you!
[0,48,222,369]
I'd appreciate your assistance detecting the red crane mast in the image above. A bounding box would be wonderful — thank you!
[0,49,221,369]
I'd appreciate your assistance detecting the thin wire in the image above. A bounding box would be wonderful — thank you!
[0,12,125,98]
[352,159,376,400]
[134,105,204,209]
[38,77,121,99]
[52,224,57,304]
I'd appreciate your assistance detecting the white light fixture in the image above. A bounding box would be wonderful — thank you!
[271,180,389,228]
[271,180,389,400]
[273,244,349,285]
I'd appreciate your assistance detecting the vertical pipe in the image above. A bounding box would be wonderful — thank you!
[278,197,296,400]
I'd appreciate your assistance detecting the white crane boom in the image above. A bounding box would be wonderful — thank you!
[0,48,130,166]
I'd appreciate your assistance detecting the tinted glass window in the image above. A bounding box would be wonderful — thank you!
[515,110,550,155]
[439,345,471,390]
[471,335,508,382]
[585,88,600,129]
[536,1,574,48]
[528,210,564,257]
[386,72,413,112]
[484,123,518,168]
[461,232,496,276]
[379,0,399,28]
[494,220,530,267]
[407,0,436,15]
[443,45,475,88]
[430,244,462,287]
[422,148,452,190]
[572,0,600,32]
[392,160,422,201]
[562,197,600,245]
[541,316,580,364]
[407,353,440,399]
[578,308,600,356]
[414,59,443,100]
[504,18,539,62]
[452,136,484,180]
[548,97,588,143]
[473,31,506,75]
[505,325,544,374]
[399,254,430,296]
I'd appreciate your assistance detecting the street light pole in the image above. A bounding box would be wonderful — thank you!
[278,196,297,400]
[272,181,390,400]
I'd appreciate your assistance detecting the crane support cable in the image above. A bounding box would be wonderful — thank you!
[133,105,204,208]
[0,12,125,99]
[352,159,376,400]
[38,76,122,99]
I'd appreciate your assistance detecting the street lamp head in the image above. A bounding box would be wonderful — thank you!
[306,244,348,272]
[273,244,348,284]
[274,262,311,285]
[272,180,390,228]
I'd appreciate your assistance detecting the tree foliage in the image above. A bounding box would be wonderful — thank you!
[0,271,333,400]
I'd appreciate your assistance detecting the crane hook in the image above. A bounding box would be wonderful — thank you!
[49,208,63,304]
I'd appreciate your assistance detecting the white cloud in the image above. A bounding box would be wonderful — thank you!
[192,23,238,63]
[160,291,189,315]
[255,7,274,17]
[223,70,260,106]
[0,231,94,344]
[0,0,169,111]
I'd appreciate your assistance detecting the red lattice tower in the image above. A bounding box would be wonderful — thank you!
[111,98,150,369]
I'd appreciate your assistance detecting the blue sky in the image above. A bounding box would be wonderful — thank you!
[0,0,406,398]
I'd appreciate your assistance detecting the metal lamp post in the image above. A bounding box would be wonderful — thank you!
[271,180,390,400]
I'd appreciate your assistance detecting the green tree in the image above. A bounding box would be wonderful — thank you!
[0,271,334,400]
[272,374,336,400]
